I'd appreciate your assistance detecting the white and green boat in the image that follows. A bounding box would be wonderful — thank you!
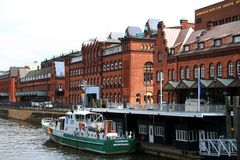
[42,107,136,154]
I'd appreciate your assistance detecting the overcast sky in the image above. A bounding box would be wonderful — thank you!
[0,0,222,70]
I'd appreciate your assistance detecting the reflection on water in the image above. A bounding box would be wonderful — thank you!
[0,118,158,160]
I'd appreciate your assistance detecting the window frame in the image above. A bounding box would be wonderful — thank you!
[214,39,222,47]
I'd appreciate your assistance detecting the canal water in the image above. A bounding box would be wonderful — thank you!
[0,118,159,160]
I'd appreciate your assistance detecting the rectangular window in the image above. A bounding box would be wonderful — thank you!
[184,45,190,52]
[214,39,222,47]
[233,35,240,43]
[188,130,198,142]
[170,48,175,55]
[139,124,148,135]
[197,42,204,49]
[154,126,165,137]
[206,131,218,139]
[176,130,188,142]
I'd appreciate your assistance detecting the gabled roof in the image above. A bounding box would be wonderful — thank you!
[163,28,181,48]
[185,21,240,45]
[25,68,51,78]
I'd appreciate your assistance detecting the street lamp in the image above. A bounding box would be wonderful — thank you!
[159,72,163,110]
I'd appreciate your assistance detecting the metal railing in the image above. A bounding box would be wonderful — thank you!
[199,139,237,157]
[0,101,226,114]
[103,103,225,113]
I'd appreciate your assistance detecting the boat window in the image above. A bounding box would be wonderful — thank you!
[75,114,80,121]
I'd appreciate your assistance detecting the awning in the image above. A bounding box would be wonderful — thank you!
[177,80,196,89]
[208,78,235,88]
[163,81,180,91]
[0,92,9,96]
[229,78,240,87]
[192,79,213,88]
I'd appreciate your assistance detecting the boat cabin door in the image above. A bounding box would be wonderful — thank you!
[149,125,154,143]
[199,130,206,151]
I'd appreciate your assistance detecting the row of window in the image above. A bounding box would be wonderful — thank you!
[102,93,122,103]
[21,73,51,82]
[18,85,48,92]
[70,78,101,90]
[176,130,218,142]
[182,35,240,52]
[138,125,165,137]
[102,76,122,87]
[167,60,240,81]
[176,130,198,142]
[103,60,122,72]
[212,15,240,26]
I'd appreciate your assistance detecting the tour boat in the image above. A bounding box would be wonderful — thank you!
[42,107,136,154]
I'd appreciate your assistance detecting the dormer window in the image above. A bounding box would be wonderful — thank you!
[197,42,204,49]
[183,45,190,52]
[214,39,222,47]
[233,35,240,43]
[170,48,175,55]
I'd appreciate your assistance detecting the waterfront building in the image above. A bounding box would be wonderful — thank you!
[16,59,65,104]
[157,0,240,105]
[0,67,28,103]
[65,30,155,106]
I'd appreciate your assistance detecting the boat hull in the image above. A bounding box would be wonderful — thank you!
[48,129,136,154]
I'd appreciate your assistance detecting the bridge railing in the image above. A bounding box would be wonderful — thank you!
[199,139,237,157]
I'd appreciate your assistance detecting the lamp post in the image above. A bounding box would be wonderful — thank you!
[159,72,163,110]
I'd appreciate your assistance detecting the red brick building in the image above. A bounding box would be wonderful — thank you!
[195,0,240,30]
[0,67,28,103]
[65,27,155,106]
[156,0,240,105]
[16,60,65,104]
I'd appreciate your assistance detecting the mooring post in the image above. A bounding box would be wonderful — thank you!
[225,96,232,138]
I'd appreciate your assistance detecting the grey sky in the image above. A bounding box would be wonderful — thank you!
[0,0,221,70]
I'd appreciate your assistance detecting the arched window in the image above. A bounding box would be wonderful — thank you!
[144,62,153,85]
[186,66,190,79]
[156,71,160,82]
[158,51,162,62]
[228,61,234,76]
[200,65,205,78]
[217,63,222,77]
[172,69,175,80]
[136,93,141,104]
[194,65,199,79]
[237,61,240,75]
[168,69,171,80]
[209,63,215,78]
[180,67,184,80]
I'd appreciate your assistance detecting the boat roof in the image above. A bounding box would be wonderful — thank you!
[66,110,101,116]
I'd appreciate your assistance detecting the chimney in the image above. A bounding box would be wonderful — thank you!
[207,21,214,30]
[180,19,189,29]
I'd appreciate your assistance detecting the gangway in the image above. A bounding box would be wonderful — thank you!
[199,138,237,157]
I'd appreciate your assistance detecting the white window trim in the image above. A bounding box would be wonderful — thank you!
[139,124,148,135]
[154,126,165,137]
